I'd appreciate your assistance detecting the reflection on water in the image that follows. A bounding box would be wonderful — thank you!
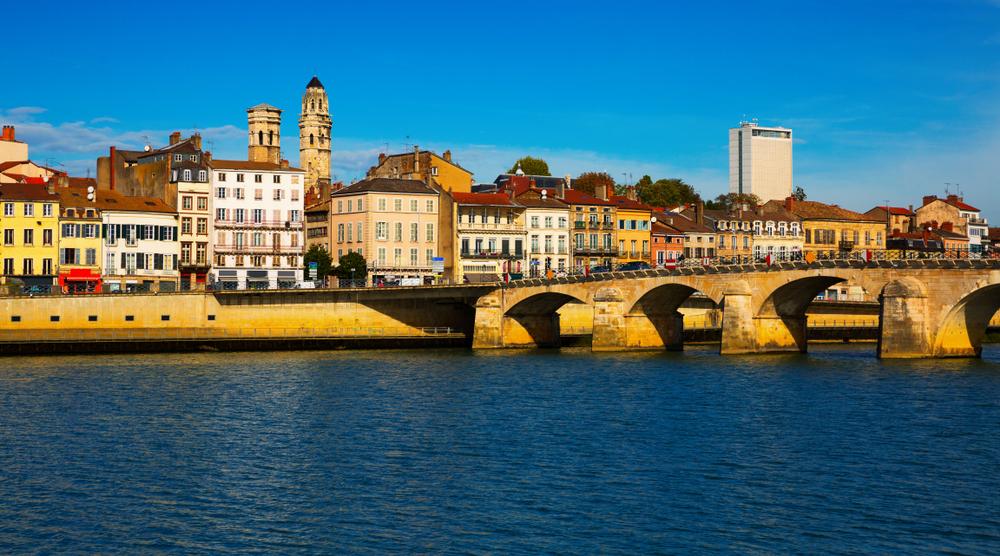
[1,345,999,553]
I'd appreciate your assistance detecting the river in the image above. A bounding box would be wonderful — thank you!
[1,345,999,554]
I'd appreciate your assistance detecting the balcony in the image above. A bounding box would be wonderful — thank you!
[574,246,618,256]
[214,244,304,255]
[456,221,522,233]
[460,251,524,259]
[215,219,303,230]
[622,250,651,259]
[838,240,856,251]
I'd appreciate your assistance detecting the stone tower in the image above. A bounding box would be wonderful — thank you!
[298,76,332,197]
[247,103,282,165]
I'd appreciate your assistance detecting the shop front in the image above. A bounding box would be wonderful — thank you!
[58,268,102,294]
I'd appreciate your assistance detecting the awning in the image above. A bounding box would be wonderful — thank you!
[218,270,238,277]
[277,271,296,278]
[247,270,269,279]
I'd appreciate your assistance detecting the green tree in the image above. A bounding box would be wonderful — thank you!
[335,251,368,281]
[636,178,701,208]
[792,186,807,201]
[710,192,761,212]
[508,156,551,176]
[573,171,616,196]
[303,244,333,282]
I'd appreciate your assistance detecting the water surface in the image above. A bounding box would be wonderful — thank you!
[1,345,999,554]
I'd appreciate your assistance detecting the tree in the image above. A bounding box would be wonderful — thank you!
[573,171,616,196]
[335,251,368,281]
[706,192,762,212]
[792,186,807,201]
[303,244,333,282]
[636,178,701,208]
[508,156,550,176]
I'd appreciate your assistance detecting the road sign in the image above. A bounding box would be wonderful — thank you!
[308,261,318,279]
[432,257,445,273]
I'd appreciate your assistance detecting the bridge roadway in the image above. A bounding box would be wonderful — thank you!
[473,258,1000,358]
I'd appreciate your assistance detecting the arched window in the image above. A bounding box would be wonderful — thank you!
[311,99,315,110]
[268,130,274,145]
[258,130,263,145]
[310,133,314,145]
[183,169,192,181]
[319,99,323,110]
[198,170,207,181]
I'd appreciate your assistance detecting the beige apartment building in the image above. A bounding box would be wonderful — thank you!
[516,188,570,276]
[729,121,793,203]
[449,192,526,283]
[329,178,439,285]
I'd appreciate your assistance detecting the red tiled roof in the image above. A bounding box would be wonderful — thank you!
[610,195,653,211]
[451,192,516,206]
[0,182,59,201]
[947,198,979,211]
[559,189,614,206]
[211,159,303,172]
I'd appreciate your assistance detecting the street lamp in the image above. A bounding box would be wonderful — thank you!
[350,267,356,286]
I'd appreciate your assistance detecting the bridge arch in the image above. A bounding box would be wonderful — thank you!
[757,274,850,318]
[502,290,589,348]
[933,283,1000,357]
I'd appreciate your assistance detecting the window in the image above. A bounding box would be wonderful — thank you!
[426,223,434,242]
[273,175,281,184]
[43,229,52,246]
[4,229,14,245]
[254,174,263,183]
[431,166,438,176]
[197,218,208,235]
[22,258,33,275]
[252,209,263,223]
[198,170,207,182]
[426,249,434,264]
[337,223,345,242]
[290,210,300,222]
[216,187,227,199]
[86,248,96,266]
[235,188,245,200]
[410,223,418,242]
[375,221,388,240]
[394,222,403,242]
[378,198,387,211]
[2,258,12,274]
[218,172,227,182]
[174,154,182,162]
[254,189,263,200]
[357,199,363,211]
[24,203,33,217]
[273,189,283,201]
[531,216,539,228]
[236,173,245,183]
[43,203,53,217]
[3,203,13,216]
[410,200,418,212]
[196,197,207,211]
[410,249,418,266]
[394,199,402,212]
[426,200,434,213]
[182,196,193,210]
[216,208,227,222]
[23,229,33,246]
[182,169,192,181]
[356,223,363,242]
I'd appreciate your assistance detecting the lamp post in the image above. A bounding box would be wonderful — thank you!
[350,267,356,287]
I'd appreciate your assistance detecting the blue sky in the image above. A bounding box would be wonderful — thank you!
[3,0,1000,215]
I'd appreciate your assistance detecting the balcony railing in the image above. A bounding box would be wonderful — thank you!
[215,219,303,229]
[460,251,524,259]
[456,222,521,232]
[574,247,618,256]
[213,244,304,255]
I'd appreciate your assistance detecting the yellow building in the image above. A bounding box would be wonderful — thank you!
[0,182,60,291]
[56,178,103,293]
[610,193,652,264]
[770,198,884,259]
[367,146,473,194]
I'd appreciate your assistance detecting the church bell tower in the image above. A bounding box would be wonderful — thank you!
[298,76,332,198]
[247,103,282,165]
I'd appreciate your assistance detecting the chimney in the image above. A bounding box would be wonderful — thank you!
[695,200,704,225]
[280,159,289,169]
[1,125,13,141]
[784,196,794,212]
[625,185,638,201]
[46,179,55,195]
[413,145,420,173]
[109,146,117,191]
[443,149,452,162]
[191,133,202,150]
[941,221,953,232]
[169,131,181,145]
[204,151,212,163]
[922,195,937,206]
[378,153,386,164]
[595,183,609,201]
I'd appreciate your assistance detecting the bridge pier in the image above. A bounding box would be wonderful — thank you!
[878,278,933,359]
[592,287,683,351]
[720,280,805,354]
[592,288,626,351]
[472,293,562,349]
[472,295,505,349]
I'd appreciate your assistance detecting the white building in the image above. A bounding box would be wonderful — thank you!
[210,160,305,289]
[729,121,793,203]
[516,188,570,276]
[97,190,180,292]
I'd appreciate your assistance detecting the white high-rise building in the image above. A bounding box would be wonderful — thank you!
[729,121,793,203]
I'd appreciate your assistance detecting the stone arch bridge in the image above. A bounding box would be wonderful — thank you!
[472,259,1000,358]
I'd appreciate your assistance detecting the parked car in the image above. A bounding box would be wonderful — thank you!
[617,261,651,271]
[588,265,612,274]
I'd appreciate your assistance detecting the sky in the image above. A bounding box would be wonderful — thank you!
[3,0,1000,215]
